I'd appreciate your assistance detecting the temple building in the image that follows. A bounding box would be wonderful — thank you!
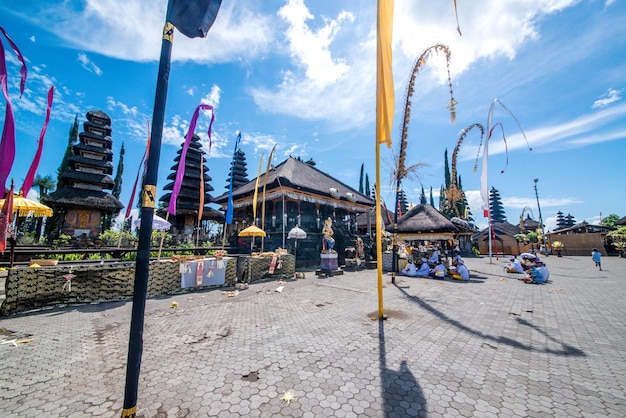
[214,157,374,266]
[158,134,223,243]
[44,110,124,239]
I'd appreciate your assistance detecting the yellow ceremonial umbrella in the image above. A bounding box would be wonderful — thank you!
[0,194,53,217]
[238,225,266,252]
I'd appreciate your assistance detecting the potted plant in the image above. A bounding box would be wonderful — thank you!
[552,241,564,257]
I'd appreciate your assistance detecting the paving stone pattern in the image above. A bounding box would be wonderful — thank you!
[0,255,625,417]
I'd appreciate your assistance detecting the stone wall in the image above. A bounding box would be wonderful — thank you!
[1,255,295,316]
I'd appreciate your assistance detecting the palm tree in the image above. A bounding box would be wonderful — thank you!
[32,174,56,242]
[32,174,56,197]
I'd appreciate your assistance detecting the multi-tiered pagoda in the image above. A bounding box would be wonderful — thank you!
[159,134,223,243]
[225,149,249,190]
[44,110,123,239]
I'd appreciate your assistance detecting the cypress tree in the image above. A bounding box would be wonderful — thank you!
[56,114,79,187]
[429,187,434,206]
[112,143,124,199]
[359,163,364,194]
[444,149,451,189]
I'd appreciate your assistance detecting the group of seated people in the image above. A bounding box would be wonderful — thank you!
[401,249,469,281]
[505,253,550,284]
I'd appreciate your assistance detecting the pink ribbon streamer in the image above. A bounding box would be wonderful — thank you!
[0,27,27,198]
[125,120,151,219]
[21,86,54,197]
[168,103,214,216]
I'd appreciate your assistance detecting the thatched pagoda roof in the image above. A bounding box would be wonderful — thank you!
[214,157,373,211]
[61,171,115,188]
[473,222,522,240]
[68,155,113,174]
[73,143,114,160]
[43,187,124,211]
[395,204,459,240]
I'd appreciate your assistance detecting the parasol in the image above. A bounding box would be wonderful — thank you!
[287,226,307,259]
[134,214,171,231]
[0,194,53,217]
[239,225,266,252]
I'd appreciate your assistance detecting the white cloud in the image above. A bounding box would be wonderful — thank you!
[22,0,273,63]
[201,85,221,108]
[456,102,626,160]
[278,0,354,86]
[592,88,623,108]
[106,97,138,116]
[77,52,103,75]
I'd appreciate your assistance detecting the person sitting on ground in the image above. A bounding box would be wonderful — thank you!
[521,259,548,284]
[415,258,431,277]
[430,260,446,279]
[428,247,440,265]
[401,260,417,276]
[535,259,549,282]
[455,260,470,281]
[506,256,525,273]
[453,250,464,267]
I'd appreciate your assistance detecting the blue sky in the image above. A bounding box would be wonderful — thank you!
[1,0,625,232]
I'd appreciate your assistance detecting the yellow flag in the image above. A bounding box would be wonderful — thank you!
[376,0,394,148]
[252,154,264,221]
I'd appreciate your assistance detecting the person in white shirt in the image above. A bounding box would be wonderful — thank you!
[415,258,431,277]
[431,261,446,279]
[428,247,440,265]
[401,260,417,276]
[456,262,470,281]
[506,256,524,274]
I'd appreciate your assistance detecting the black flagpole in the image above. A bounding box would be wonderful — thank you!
[121,18,174,418]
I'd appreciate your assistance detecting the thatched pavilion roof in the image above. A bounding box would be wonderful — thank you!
[214,157,373,211]
[395,204,458,240]
[43,188,124,212]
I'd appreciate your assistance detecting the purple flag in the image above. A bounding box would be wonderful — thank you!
[168,104,214,216]
[167,0,222,38]
[0,27,27,199]
[21,86,54,197]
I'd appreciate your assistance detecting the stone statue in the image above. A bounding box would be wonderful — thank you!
[322,217,335,253]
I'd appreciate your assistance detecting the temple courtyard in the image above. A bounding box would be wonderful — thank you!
[0,255,624,417]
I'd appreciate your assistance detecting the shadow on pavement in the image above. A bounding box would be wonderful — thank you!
[394,284,586,357]
[378,318,426,417]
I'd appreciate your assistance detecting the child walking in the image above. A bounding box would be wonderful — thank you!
[591,248,602,271]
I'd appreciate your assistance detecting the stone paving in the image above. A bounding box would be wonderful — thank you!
[0,255,625,417]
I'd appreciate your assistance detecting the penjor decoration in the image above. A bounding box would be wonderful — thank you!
[446,123,485,216]
[391,43,457,282]
[476,98,532,262]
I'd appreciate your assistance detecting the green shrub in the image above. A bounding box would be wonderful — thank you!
[17,231,37,245]
[64,253,85,261]
[99,230,137,247]
[120,252,137,261]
